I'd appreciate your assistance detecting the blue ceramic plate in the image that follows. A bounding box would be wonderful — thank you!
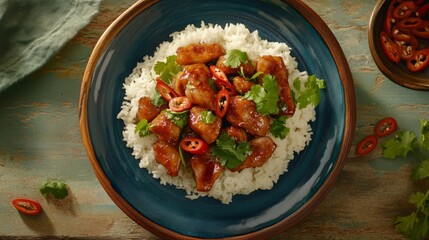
[79,0,356,239]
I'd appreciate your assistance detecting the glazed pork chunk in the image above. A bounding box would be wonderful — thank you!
[153,140,181,176]
[190,152,223,192]
[175,63,216,110]
[149,111,181,145]
[226,96,270,137]
[256,55,295,115]
[188,106,222,144]
[223,126,248,142]
[215,55,255,75]
[176,43,225,65]
[136,96,165,122]
[232,136,276,172]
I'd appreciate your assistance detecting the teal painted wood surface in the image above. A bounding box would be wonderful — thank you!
[0,0,428,239]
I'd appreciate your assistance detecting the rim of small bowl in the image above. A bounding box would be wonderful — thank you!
[368,0,429,91]
[78,0,356,238]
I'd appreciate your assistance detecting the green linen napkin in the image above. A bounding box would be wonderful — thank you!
[0,0,101,92]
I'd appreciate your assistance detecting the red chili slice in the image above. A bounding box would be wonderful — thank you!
[380,31,401,63]
[393,1,417,20]
[406,48,429,71]
[209,65,237,95]
[156,79,178,102]
[412,20,429,39]
[417,2,429,17]
[391,26,419,48]
[180,137,209,155]
[210,65,228,82]
[384,0,403,33]
[12,198,42,216]
[397,42,416,61]
[215,89,230,118]
[375,117,398,138]
[397,17,425,29]
[355,135,378,156]
[169,96,192,112]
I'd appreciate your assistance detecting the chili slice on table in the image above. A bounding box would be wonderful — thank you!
[375,117,398,138]
[156,79,178,102]
[356,135,378,156]
[180,137,209,155]
[12,198,42,216]
[169,96,192,112]
[380,31,401,63]
[215,89,230,118]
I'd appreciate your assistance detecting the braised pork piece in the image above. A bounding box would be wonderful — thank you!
[136,43,296,192]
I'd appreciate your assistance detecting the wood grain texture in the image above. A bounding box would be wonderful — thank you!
[0,0,428,239]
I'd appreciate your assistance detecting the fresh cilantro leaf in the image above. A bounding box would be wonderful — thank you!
[395,212,420,239]
[224,49,249,68]
[243,74,280,115]
[163,109,189,129]
[178,145,186,167]
[239,66,262,81]
[413,159,429,181]
[381,130,418,159]
[395,190,429,240]
[154,55,182,84]
[150,89,167,107]
[135,119,151,137]
[211,133,252,169]
[294,75,326,109]
[421,119,429,149]
[201,110,217,124]
[270,115,290,139]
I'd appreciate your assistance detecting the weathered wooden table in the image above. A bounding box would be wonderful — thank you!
[1,0,428,239]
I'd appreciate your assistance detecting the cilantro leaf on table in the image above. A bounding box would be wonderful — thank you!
[154,55,182,84]
[395,190,429,240]
[421,119,429,149]
[381,130,418,159]
[293,75,326,109]
[270,115,290,140]
[135,119,151,137]
[224,49,249,68]
[211,133,251,169]
[244,74,280,115]
[413,159,429,181]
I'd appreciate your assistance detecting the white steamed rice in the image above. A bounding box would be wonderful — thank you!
[117,22,316,204]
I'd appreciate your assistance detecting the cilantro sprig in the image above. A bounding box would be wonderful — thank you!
[211,133,252,169]
[201,110,217,124]
[270,115,290,140]
[293,75,326,109]
[382,130,418,159]
[154,55,182,84]
[223,49,249,68]
[135,119,151,137]
[382,119,429,239]
[244,74,280,115]
[163,109,189,129]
